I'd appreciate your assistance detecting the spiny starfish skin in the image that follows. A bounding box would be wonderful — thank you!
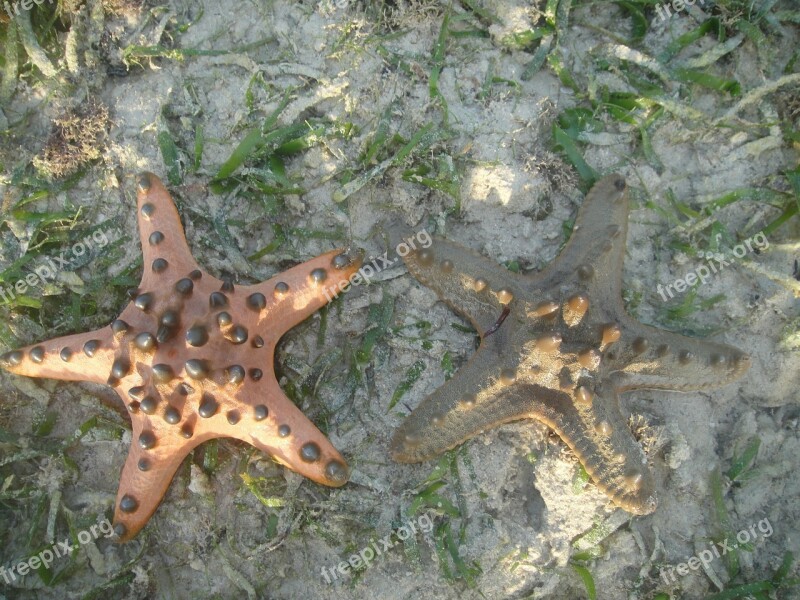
[0,173,363,541]
[390,174,751,514]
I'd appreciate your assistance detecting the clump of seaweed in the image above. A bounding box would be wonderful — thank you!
[32,99,110,179]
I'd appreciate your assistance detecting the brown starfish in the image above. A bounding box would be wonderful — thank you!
[390,174,750,514]
[0,173,363,540]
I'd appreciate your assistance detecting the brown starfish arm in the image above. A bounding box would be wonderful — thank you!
[135,172,202,288]
[611,319,751,392]
[537,174,630,304]
[248,249,363,336]
[0,329,115,384]
[402,237,520,335]
[542,383,657,515]
[225,378,349,487]
[390,348,529,462]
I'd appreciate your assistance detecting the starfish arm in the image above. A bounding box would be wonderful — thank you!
[390,347,657,514]
[390,346,530,461]
[611,320,751,392]
[544,383,657,515]
[403,237,520,335]
[135,172,202,288]
[537,174,630,303]
[223,378,350,487]
[249,249,363,336]
[113,412,199,541]
[1,329,116,384]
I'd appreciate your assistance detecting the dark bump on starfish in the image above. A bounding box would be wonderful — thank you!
[152,364,175,383]
[221,278,235,293]
[254,405,268,421]
[577,264,595,280]
[2,351,23,366]
[226,411,240,425]
[160,310,179,328]
[595,420,613,436]
[180,425,193,439]
[632,337,649,354]
[310,268,327,284]
[164,406,181,424]
[186,326,209,347]
[134,332,157,352]
[655,344,670,357]
[128,400,140,413]
[113,523,127,538]
[417,249,434,266]
[60,347,73,362]
[198,393,218,418]
[141,203,155,218]
[185,359,210,380]
[175,278,194,295]
[126,288,140,300]
[431,414,445,427]
[178,383,193,395]
[500,368,516,386]
[128,386,145,401]
[249,368,263,381]
[209,292,228,309]
[137,458,150,471]
[29,346,45,364]
[140,396,158,415]
[710,353,726,367]
[226,365,245,385]
[325,460,348,483]
[247,293,267,311]
[111,358,131,379]
[252,335,265,349]
[678,350,693,364]
[189,270,202,281]
[217,312,232,327]
[460,394,477,408]
[83,340,100,357]
[278,424,291,437]
[229,325,248,345]
[613,176,627,191]
[119,495,138,513]
[274,282,289,296]
[300,442,321,462]
[137,172,152,192]
[149,231,164,246]
[156,325,175,343]
[440,259,454,273]
[332,253,351,269]
[575,386,593,405]
[138,431,156,450]
[152,258,168,273]
[134,292,154,312]
[111,320,130,335]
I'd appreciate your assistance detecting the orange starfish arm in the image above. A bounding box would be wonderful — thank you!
[1,329,116,384]
[135,173,202,286]
[249,249,364,338]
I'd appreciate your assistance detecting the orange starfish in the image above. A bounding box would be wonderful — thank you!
[0,173,362,541]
